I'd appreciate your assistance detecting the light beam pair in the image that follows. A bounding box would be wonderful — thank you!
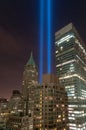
[39,0,52,83]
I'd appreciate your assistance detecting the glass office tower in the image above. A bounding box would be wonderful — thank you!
[55,23,86,130]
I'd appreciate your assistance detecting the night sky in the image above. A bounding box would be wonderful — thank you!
[0,0,86,98]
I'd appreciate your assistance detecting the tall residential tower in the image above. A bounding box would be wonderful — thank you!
[55,23,86,130]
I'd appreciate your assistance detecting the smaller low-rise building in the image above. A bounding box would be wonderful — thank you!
[9,90,24,115]
[0,97,9,129]
[6,114,29,130]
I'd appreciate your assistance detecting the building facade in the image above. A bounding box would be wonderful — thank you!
[33,74,68,130]
[6,115,29,130]
[9,90,24,115]
[22,52,38,130]
[23,52,68,130]
[55,23,86,130]
[22,52,38,99]
[0,97,9,129]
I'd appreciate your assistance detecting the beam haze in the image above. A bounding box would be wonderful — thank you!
[47,0,51,73]
[39,0,44,83]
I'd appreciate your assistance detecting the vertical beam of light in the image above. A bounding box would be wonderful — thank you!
[39,0,44,83]
[47,0,51,73]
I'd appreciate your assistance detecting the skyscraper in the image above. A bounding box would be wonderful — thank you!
[55,23,86,130]
[23,52,38,98]
[23,52,68,130]
[33,74,68,130]
[23,52,38,130]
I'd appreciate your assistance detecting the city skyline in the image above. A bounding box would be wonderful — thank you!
[0,0,86,98]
